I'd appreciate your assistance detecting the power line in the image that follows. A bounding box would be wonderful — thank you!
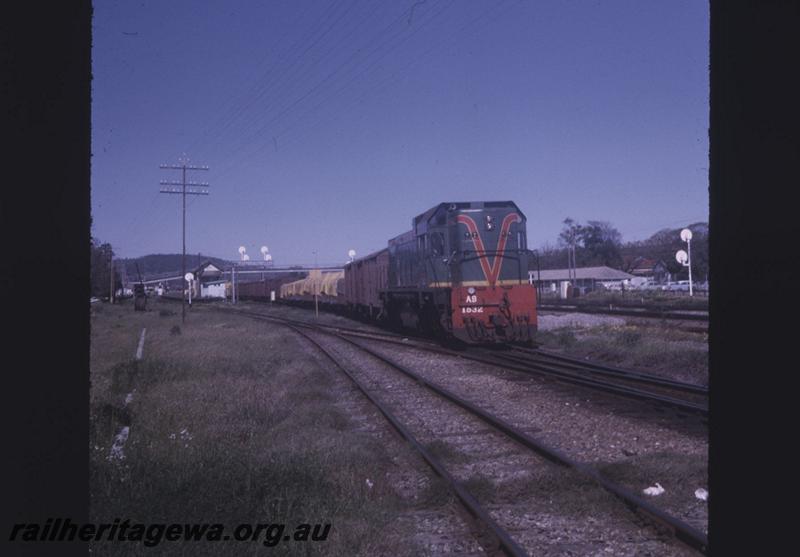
[269,0,511,160]
[186,0,351,158]
[212,0,456,182]
[219,0,511,182]
[183,1,321,155]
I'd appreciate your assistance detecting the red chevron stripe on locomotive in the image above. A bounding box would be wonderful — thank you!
[456,213,521,286]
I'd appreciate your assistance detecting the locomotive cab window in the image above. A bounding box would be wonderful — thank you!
[430,232,444,256]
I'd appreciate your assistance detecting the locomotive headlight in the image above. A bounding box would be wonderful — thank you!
[467,287,476,295]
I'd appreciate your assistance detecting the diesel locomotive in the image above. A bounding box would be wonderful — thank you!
[345,201,538,344]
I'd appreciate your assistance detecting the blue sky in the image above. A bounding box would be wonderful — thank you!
[91,0,709,266]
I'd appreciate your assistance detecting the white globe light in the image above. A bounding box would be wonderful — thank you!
[184,272,194,282]
[238,246,246,254]
[675,250,688,264]
[243,254,250,261]
[265,254,272,262]
[261,246,269,254]
[348,249,356,259]
[680,228,693,242]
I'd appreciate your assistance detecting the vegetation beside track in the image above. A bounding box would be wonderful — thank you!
[90,298,439,556]
[534,324,708,386]
[540,290,708,311]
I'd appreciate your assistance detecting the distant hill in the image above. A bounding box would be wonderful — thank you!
[120,254,232,281]
[620,222,708,279]
[632,222,708,248]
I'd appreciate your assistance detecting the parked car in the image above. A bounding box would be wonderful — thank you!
[662,281,691,292]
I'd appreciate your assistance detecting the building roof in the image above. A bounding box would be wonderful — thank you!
[626,257,668,276]
[531,266,636,281]
[192,260,221,275]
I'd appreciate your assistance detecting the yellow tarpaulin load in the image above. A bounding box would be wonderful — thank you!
[280,270,344,298]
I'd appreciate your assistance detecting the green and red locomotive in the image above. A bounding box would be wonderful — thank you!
[344,201,537,344]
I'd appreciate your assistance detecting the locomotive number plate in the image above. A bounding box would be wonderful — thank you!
[462,306,484,313]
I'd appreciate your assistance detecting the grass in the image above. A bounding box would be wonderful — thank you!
[90,298,436,555]
[484,467,618,518]
[597,451,708,530]
[541,289,708,311]
[535,324,708,385]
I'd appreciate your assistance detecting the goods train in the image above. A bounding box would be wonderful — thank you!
[239,201,538,344]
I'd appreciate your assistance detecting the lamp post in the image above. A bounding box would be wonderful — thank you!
[676,228,694,296]
[530,249,542,307]
[234,246,247,304]
[231,264,236,304]
[185,273,194,306]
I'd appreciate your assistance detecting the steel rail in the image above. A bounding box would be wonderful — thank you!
[283,323,530,557]
[329,330,710,555]
[468,350,708,417]
[233,308,708,554]
[226,308,707,416]
[538,304,709,322]
[513,347,709,396]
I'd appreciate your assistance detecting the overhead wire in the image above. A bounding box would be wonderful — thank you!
[213,0,511,183]
[181,0,318,153]
[209,1,421,177]
[211,0,456,183]
[210,0,383,158]
[186,0,352,158]
[272,0,513,157]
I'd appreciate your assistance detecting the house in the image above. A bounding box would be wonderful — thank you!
[190,261,226,299]
[528,266,637,296]
[625,257,670,283]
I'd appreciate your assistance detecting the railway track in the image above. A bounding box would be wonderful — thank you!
[227,307,708,418]
[538,303,708,322]
[285,324,529,556]
[482,348,708,418]
[513,346,708,396]
[228,307,708,554]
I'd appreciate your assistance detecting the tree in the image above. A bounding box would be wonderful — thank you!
[90,238,121,298]
[558,218,583,250]
[579,220,623,268]
[558,218,583,276]
[633,223,709,281]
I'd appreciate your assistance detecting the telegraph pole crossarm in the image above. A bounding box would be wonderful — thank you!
[159,158,210,324]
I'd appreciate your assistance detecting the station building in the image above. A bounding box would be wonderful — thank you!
[529,266,636,295]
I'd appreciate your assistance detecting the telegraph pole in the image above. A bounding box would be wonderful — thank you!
[159,156,209,323]
[109,255,114,304]
[313,250,319,318]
